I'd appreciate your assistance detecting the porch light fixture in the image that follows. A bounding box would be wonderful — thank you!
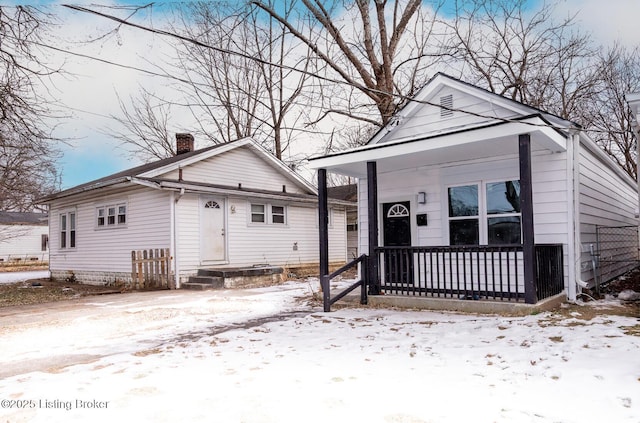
[417,192,427,204]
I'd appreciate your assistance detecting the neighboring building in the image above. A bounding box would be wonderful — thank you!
[311,73,639,305]
[0,212,49,263]
[328,184,358,259]
[40,136,351,288]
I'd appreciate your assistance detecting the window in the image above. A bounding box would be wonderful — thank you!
[118,205,127,224]
[96,203,127,228]
[448,180,521,245]
[486,181,521,244]
[60,214,66,248]
[41,234,49,251]
[448,185,479,245]
[251,204,265,223]
[250,203,287,225]
[60,210,76,249]
[271,205,285,224]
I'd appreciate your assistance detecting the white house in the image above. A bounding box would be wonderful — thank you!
[310,73,638,306]
[0,212,49,264]
[40,136,351,288]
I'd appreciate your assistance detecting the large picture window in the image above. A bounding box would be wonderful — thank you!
[448,180,521,245]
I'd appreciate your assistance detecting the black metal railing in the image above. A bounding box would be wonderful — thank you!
[321,254,368,312]
[535,244,564,300]
[374,244,563,302]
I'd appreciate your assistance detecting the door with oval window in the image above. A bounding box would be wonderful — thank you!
[201,197,226,262]
[382,201,413,284]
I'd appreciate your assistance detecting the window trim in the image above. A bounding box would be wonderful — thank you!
[95,202,128,229]
[59,209,77,250]
[271,205,286,224]
[250,203,266,224]
[248,201,288,226]
[446,179,521,245]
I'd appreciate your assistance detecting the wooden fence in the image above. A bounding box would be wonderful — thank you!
[131,248,173,289]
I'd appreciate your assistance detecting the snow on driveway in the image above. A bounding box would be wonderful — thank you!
[0,270,50,284]
[0,280,638,423]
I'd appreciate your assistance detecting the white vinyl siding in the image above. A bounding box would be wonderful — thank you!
[226,199,345,268]
[378,86,522,144]
[161,147,307,194]
[357,152,570,256]
[49,187,171,274]
[175,194,347,273]
[577,143,638,284]
[0,224,49,262]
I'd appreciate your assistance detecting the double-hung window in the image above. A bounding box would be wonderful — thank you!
[271,205,285,224]
[251,204,266,223]
[448,180,521,245]
[60,210,76,249]
[250,203,287,225]
[96,203,127,228]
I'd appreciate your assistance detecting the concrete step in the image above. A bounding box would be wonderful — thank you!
[181,282,219,291]
[181,275,224,290]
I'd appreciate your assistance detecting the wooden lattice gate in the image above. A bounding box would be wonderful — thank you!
[131,248,173,289]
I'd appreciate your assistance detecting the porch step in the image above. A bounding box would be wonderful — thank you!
[182,275,224,290]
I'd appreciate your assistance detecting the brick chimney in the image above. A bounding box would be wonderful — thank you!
[175,133,195,155]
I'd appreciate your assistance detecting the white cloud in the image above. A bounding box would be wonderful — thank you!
[554,0,640,47]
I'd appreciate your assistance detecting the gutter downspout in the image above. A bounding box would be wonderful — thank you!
[567,131,583,301]
[171,188,185,289]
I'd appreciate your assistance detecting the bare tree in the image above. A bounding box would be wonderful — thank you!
[167,1,315,160]
[588,45,640,180]
[106,88,176,162]
[445,0,600,121]
[0,6,61,211]
[252,0,445,126]
[446,0,639,179]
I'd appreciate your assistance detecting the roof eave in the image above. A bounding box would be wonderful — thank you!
[38,177,133,203]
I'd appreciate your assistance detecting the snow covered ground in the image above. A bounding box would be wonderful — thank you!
[0,279,638,423]
[0,270,50,285]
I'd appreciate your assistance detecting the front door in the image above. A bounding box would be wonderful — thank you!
[201,197,226,262]
[382,201,412,284]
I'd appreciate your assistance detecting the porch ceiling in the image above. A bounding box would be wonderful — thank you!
[309,117,568,178]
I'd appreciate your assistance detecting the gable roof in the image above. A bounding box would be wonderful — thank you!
[0,211,48,226]
[41,138,317,202]
[368,72,578,145]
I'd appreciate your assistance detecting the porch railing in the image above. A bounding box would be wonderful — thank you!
[374,244,563,302]
[321,254,368,312]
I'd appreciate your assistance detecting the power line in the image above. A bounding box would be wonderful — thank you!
[59,3,605,135]
[7,3,630,138]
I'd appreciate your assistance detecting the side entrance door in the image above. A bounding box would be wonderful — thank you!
[201,197,226,262]
[382,201,412,284]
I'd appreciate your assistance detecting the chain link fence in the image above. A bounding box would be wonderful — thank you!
[594,225,640,290]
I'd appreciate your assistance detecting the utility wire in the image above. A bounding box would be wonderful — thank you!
[9,3,621,139]
[61,3,586,132]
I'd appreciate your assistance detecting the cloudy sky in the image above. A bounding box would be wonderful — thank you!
[28,0,640,189]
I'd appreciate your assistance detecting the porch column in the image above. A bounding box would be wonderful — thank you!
[519,134,537,304]
[367,161,381,295]
[318,168,329,299]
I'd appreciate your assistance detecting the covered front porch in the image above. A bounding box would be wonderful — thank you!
[312,117,571,311]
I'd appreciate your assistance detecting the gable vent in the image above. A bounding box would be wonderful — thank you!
[440,94,454,118]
